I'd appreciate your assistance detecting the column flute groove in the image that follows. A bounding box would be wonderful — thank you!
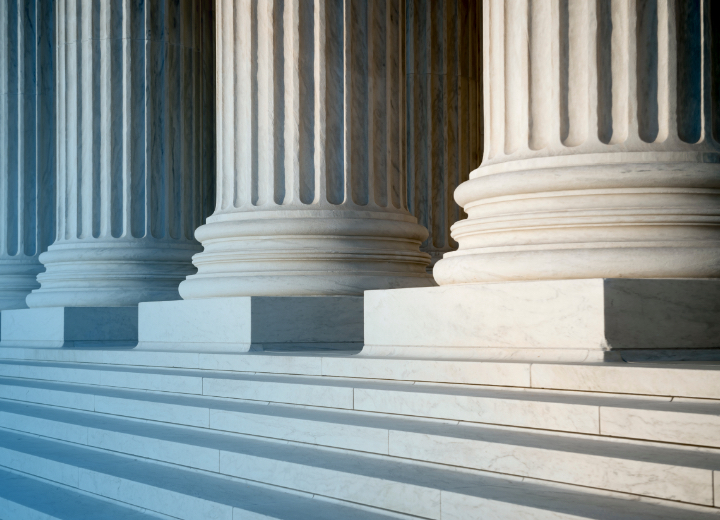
[0,0,55,310]
[180,0,431,299]
[27,0,215,308]
[406,0,483,270]
[435,0,720,285]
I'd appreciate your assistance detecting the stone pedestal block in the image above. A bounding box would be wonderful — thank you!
[137,297,363,352]
[0,307,137,348]
[362,279,720,362]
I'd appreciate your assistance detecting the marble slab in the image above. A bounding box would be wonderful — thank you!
[363,279,720,360]
[0,307,138,348]
[137,296,363,352]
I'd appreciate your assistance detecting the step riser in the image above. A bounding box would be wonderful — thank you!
[0,404,717,508]
[0,498,59,520]
[0,372,720,453]
[2,348,719,401]
[0,416,441,518]
[389,431,716,506]
[1,366,717,448]
[0,444,253,520]
[0,439,606,520]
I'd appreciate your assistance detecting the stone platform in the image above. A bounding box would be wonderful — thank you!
[363,279,720,362]
[0,346,717,519]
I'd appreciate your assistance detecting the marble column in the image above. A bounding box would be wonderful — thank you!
[434,0,720,285]
[26,0,215,308]
[406,0,482,270]
[179,0,432,299]
[363,0,720,360]
[0,1,55,310]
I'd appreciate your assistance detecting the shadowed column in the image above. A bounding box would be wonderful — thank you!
[406,0,482,271]
[26,0,215,308]
[179,0,432,299]
[0,0,55,310]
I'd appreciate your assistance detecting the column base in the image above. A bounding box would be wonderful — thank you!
[0,307,138,348]
[362,279,720,362]
[137,296,363,352]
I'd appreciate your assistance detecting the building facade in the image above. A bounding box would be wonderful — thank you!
[0,1,718,519]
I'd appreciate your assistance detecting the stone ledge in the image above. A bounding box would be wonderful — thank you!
[137,296,363,352]
[0,307,137,348]
[363,279,720,362]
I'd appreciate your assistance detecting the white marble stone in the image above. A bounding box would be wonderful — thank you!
[0,0,56,311]
[434,0,720,285]
[389,430,714,505]
[221,450,441,519]
[0,467,162,520]
[199,352,322,376]
[26,0,215,309]
[5,346,720,400]
[0,361,202,394]
[0,380,95,411]
[94,395,209,429]
[362,279,720,359]
[600,406,720,449]
[321,356,531,386]
[209,408,389,455]
[6,393,720,509]
[137,296,363,352]
[180,0,432,299]
[353,386,601,433]
[0,428,398,520]
[0,306,137,348]
[202,375,355,409]
[530,363,720,400]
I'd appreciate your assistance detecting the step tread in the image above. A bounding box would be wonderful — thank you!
[2,347,719,401]
[1,428,717,520]
[1,359,718,414]
[0,394,718,472]
[0,467,162,519]
[0,429,397,520]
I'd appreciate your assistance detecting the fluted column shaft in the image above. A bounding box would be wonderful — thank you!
[27,0,215,308]
[435,0,720,284]
[180,0,431,299]
[406,0,482,270]
[0,0,55,310]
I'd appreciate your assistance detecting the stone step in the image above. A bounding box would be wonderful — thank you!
[0,429,400,520]
[0,427,717,520]
[0,398,718,508]
[0,467,166,520]
[2,347,719,399]
[0,360,718,447]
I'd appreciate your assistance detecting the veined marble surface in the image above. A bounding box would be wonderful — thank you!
[180,0,433,298]
[363,279,720,359]
[137,296,363,351]
[434,0,720,284]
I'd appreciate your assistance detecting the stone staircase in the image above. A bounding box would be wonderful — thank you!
[0,348,717,519]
